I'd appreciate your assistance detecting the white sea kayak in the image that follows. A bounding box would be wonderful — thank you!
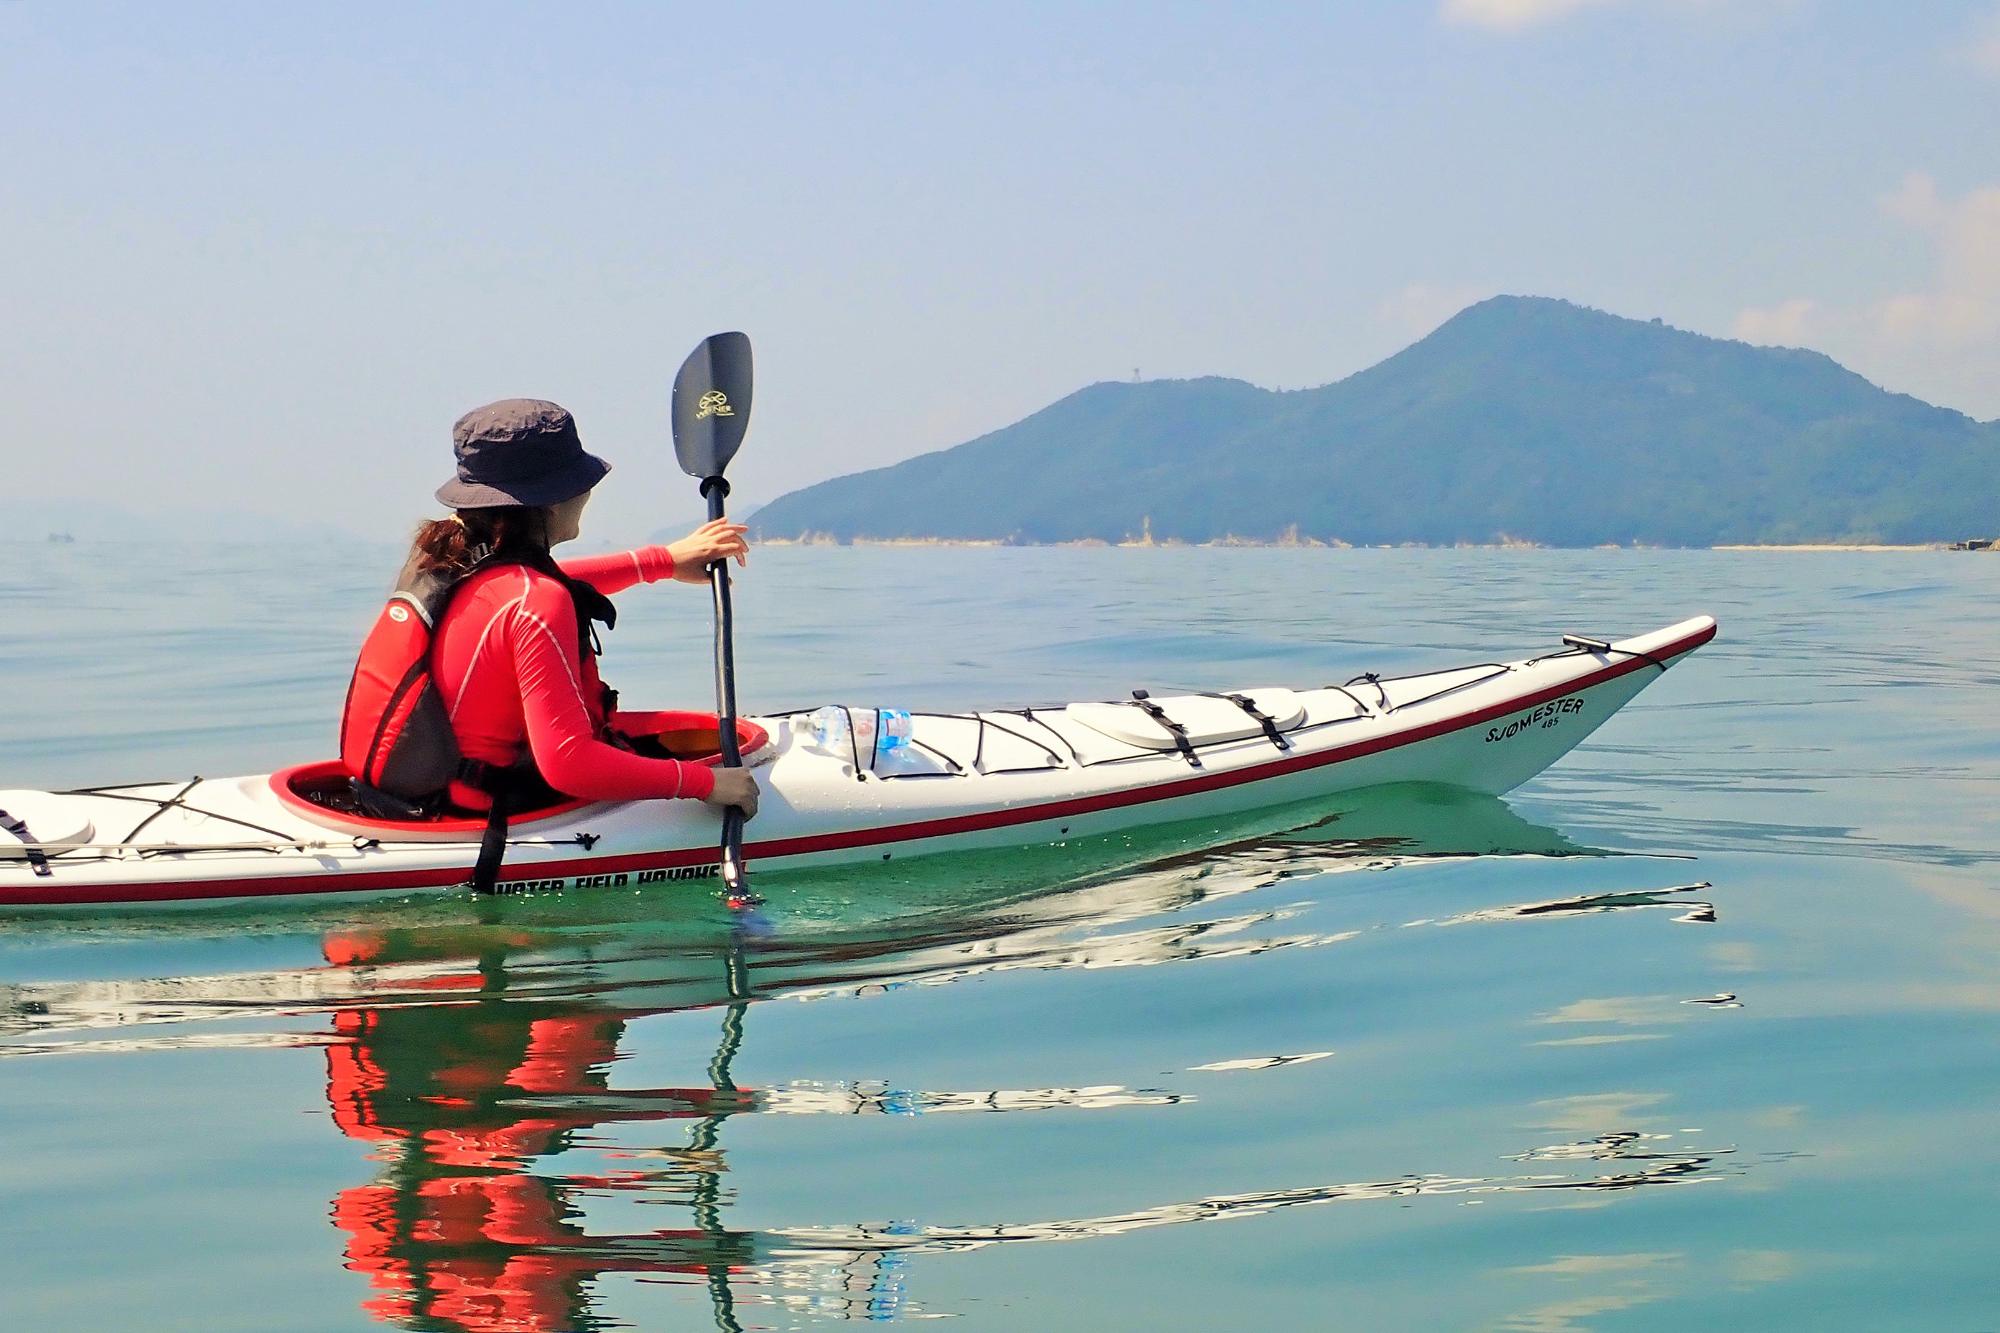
[0,617,1715,911]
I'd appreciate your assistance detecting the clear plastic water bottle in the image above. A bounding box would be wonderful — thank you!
[796,706,847,753]
[875,709,914,755]
[796,707,914,760]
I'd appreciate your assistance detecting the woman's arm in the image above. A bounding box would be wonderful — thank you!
[507,585,717,801]
[556,519,750,594]
[557,545,675,595]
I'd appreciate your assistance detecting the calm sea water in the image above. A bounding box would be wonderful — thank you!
[1,542,1996,1331]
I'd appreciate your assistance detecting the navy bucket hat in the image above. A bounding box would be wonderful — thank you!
[435,399,612,509]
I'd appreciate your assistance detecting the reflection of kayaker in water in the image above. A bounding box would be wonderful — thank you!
[321,930,760,1333]
[339,397,760,826]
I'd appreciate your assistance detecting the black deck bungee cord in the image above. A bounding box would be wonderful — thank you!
[1353,665,1514,716]
[25,777,605,868]
[63,779,304,845]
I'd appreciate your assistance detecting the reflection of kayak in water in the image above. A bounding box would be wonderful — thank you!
[0,616,1711,911]
[0,787,1719,1333]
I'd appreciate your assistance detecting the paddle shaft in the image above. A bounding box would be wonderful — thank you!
[671,330,755,905]
[702,477,748,892]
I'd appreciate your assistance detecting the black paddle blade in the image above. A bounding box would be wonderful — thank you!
[671,332,753,480]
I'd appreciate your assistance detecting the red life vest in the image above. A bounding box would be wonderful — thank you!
[340,550,618,806]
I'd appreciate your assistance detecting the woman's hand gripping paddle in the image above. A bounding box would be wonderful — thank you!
[671,331,760,911]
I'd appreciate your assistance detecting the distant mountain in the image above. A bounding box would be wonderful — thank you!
[750,297,2000,546]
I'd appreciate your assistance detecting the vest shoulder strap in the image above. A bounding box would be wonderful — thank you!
[409,549,617,640]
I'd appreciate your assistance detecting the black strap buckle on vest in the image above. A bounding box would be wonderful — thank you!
[467,787,514,896]
[347,780,438,822]
[1212,692,1292,751]
[453,759,544,896]
[1130,690,1202,769]
[455,758,522,795]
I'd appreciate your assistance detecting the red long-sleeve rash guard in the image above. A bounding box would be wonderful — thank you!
[432,546,718,808]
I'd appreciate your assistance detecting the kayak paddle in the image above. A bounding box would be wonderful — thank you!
[671,331,757,908]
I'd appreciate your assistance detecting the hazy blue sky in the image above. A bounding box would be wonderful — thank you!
[4,1,1998,540]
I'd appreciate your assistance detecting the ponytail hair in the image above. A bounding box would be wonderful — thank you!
[409,507,550,577]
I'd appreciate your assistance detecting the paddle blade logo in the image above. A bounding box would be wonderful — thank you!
[696,390,735,420]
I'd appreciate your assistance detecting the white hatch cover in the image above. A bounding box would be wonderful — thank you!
[0,790,95,858]
[1065,689,1308,751]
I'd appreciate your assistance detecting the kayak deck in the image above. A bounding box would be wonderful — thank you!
[0,617,1717,910]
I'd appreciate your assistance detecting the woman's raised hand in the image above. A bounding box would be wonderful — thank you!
[668,518,750,584]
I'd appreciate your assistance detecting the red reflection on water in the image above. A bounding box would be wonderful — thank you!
[320,929,757,1333]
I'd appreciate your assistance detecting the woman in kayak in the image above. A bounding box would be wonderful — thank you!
[400,397,759,819]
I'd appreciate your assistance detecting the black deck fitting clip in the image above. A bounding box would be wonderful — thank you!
[0,808,51,877]
[1219,692,1291,751]
[1130,690,1202,768]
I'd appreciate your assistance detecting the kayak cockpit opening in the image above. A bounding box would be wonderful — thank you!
[274,714,772,840]
[273,761,597,837]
